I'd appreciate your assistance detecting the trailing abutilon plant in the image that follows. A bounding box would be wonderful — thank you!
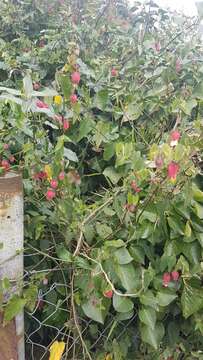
[0,0,203,359]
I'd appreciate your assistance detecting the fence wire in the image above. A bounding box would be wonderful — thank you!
[24,247,138,360]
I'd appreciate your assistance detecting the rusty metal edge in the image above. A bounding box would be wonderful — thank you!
[0,172,22,193]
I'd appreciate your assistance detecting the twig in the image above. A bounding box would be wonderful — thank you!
[73,190,121,256]
[71,273,93,360]
[81,253,144,298]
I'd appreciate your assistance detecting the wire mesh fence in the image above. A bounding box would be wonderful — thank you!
[24,246,139,360]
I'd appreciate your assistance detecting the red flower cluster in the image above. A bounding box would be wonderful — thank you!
[162,271,180,287]
[131,180,141,193]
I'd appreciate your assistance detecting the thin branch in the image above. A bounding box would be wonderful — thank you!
[73,190,121,256]
[82,253,144,298]
[71,273,93,360]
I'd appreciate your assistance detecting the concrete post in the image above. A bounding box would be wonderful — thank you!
[0,172,24,360]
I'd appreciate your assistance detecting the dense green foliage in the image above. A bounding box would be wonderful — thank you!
[0,0,203,359]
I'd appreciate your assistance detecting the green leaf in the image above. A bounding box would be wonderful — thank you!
[103,167,122,184]
[103,143,115,161]
[129,246,145,264]
[56,245,72,263]
[77,118,94,141]
[193,202,203,219]
[116,263,139,292]
[23,72,33,98]
[181,284,203,318]
[104,239,125,248]
[115,142,134,167]
[167,216,184,235]
[96,223,112,239]
[94,89,108,110]
[0,86,21,96]
[193,81,203,99]
[114,247,133,265]
[192,184,203,203]
[64,148,78,162]
[113,294,134,313]
[141,322,165,350]
[82,296,109,324]
[24,285,38,311]
[184,221,192,237]
[156,291,177,306]
[127,192,139,206]
[180,99,197,115]
[32,88,58,97]
[139,307,156,329]
[4,295,26,324]
[57,73,72,99]
[140,290,159,310]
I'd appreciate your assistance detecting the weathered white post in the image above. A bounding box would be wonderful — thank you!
[0,172,24,360]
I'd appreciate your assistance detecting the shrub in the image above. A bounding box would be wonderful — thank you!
[0,1,203,359]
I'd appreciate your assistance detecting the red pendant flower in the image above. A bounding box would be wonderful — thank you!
[170,131,180,141]
[36,100,49,109]
[167,162,180,180]
[162,272,171,287]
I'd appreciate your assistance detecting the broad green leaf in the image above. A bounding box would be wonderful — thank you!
[0,86,21,95]
[112,339,124,360]
[64,148,78,162]
[103,143,115,161]
[104,240,125,248]
[180,99,197,115]
[115,310,134,321]
[129,246,145,264]
[103,167,122,184]
[94,89,108,110]
[82,296,109,324]
[116,263,139,292]
[96,223,112,239]
[24,285,38,311]
[57,74,72,99]
[167,216,184,235]
[193,81,203,99]
[32,88,58,97]
[141,322,165,350]
[156,291,177,306]
[0,94,23,105]
[127,192,139,206]
[77,118,94,141]
[23,72,33,98]
[56,245,72,263]
[114,247,133,265]
[184,221,192,237]
[140,290,159,310]
[192,185,203,203]
[4,295,26,324]
[93,121,110,148]
[181,284,203,318]
[113,294,134,313]
[115,142,134,167]
[176,255,190,274]
[139,307,156,329]
[193,202,203,219]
